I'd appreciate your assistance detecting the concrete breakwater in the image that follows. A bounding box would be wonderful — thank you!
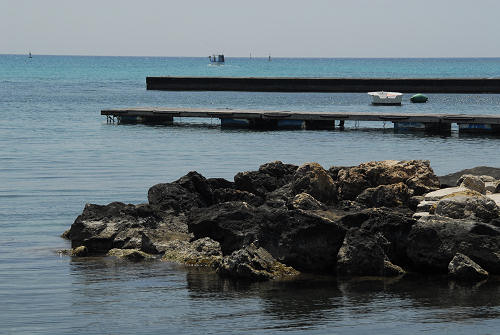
[146,76,500,93]
[63,160,500,282]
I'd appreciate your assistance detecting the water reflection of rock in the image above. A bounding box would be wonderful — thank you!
[186,270,500,323]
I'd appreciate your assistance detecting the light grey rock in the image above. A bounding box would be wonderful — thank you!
[448,253,489,281]
[435,194,499,222]
[107,248,154,261]
[424,187,464,201]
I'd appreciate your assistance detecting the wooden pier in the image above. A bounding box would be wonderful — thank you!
[146,77,500,93]
[101,107,500,134]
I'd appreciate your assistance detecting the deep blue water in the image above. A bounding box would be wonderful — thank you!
[1,55,500,334]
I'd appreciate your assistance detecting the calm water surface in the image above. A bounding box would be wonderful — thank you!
[1,55,499,334]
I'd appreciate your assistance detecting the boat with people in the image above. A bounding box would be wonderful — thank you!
[368,91,403,105]
[209,54,225,64]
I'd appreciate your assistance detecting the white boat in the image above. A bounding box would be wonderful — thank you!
[368,91,403,105]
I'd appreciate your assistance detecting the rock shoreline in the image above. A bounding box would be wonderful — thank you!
[63,160,500,282]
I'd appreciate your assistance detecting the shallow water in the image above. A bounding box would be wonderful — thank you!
[1,55,500,334]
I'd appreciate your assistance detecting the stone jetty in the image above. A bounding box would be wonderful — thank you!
[63,160,500,282]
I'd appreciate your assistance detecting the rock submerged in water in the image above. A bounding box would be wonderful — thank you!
[448,253,489,282]
[64,160,500,281]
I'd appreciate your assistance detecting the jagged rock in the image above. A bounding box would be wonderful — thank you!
[206,177,234,190]
[216,243,299,281]
[337,230,404,277]
[234,161,297,197]
[434,192,499,222]
[263,184,294,209]
[68,202,190,254]
[337,160,439,200]
[71,246,88,257]
[188,201,265,254]
[356,182,413,207]
[407,215,500,274]
[212,188,264,207]
[148,171,213,212]
[188,201,346,273]
[162,237,222,267]
[292,192,327,210]
[439,166,500,187]
[292,162,337,204]
[258,209,347,272]
[409,196,424,211]
[448,253,489,281]
[479,175,497,183]
[495,182,500,194]
[107,248,154,261]
[459,175,486,194]
[357,208,416,265]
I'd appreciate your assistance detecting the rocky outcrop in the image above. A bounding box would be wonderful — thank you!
[448,253,489,282]
[291,162,337,204]
[406,215,500,274]
[65,160,500,282]
[458,175,486,194]
[337,230,404,277]
[148,171,213,212]
[107,248,155,261]
[162,237,222,267]
[439,166,500,187]
[216,243,299,281]
[336,160,439,200]
[67,202,190,254]
[292,192,327,210]
[356,182,412,207]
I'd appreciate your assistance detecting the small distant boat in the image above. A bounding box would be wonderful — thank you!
[368,91,403,105]
[209,54,225,64]
[410,93,428,103]
[28,52,32,59]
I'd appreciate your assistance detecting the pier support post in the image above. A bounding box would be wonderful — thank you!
[424,122,451,134]
[249,119,278,130]
[305,120,335,130]
[458,123,500,134]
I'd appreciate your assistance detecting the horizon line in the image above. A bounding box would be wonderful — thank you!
[2,53,500,59]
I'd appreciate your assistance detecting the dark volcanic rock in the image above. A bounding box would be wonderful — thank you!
[448,252,489,282]
[188,201,265,254]
[258,209,347,273]
[406,215,500,274]
[212,188,264,207]
[356,182,413,207]
[68,202,190,254]
[148,171,213,212]
[337,230,405,277]
[216,243,299,281]
[234,161,297,197]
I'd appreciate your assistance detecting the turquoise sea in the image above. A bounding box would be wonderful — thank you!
[1,55,500,334]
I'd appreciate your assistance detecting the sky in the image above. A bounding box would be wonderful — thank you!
[1,0,500,57]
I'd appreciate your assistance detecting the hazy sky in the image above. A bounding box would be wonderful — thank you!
[1,0,500,57]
